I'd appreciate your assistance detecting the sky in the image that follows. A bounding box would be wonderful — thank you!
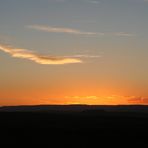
[0,0,148,106]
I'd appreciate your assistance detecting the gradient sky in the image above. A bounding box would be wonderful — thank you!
[0,0,148,106]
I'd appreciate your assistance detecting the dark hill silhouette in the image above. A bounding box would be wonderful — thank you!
[1,104,148,113]
[1,105,148,146]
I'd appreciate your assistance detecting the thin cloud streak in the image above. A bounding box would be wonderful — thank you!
[128,97,148,104]
[64,54,101,58]
[87,0,100,4]
[114,32,135,37]
[0,44,82,65]
[27,25,104,36]
[27,25,134,37]
[55,0,66,2]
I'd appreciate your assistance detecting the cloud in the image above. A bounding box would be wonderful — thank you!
[55,0,100,4]
[27,25,134,37]
[128,97,148,104]
[65,96,99,99]
[0,44,82,65]
[55,0,66,2]
[64,54,101,58]
[114,32,135,37]
[87,0,100,4]
[27,25,104,36]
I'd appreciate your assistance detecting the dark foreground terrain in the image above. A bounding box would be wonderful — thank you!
[1,105,148,147]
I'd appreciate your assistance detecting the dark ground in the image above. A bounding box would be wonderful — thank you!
[0,105,148,147]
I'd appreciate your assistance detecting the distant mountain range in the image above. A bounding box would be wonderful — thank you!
[0,105,148,113]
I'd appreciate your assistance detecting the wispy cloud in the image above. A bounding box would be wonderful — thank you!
[114,32,135,37]
[87,0,100,4]
[55,0,100,4]
[55,0,66,2]
[0,44,82,65]
[64,54,101,58]
[128,97,148,104]
[65,96,99,99]
[65,95,148,105]
[27,25,134,37]
[27,25,104,36]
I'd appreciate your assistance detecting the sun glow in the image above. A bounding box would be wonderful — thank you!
[64,95,129,105]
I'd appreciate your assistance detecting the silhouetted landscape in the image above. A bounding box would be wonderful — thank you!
[1,105,148,146]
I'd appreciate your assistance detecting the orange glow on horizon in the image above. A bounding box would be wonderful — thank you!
[0,87,148,106]
[64,95,129,105]
[0,94,141,106]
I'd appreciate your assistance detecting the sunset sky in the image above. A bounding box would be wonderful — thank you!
[0,0,148,106]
